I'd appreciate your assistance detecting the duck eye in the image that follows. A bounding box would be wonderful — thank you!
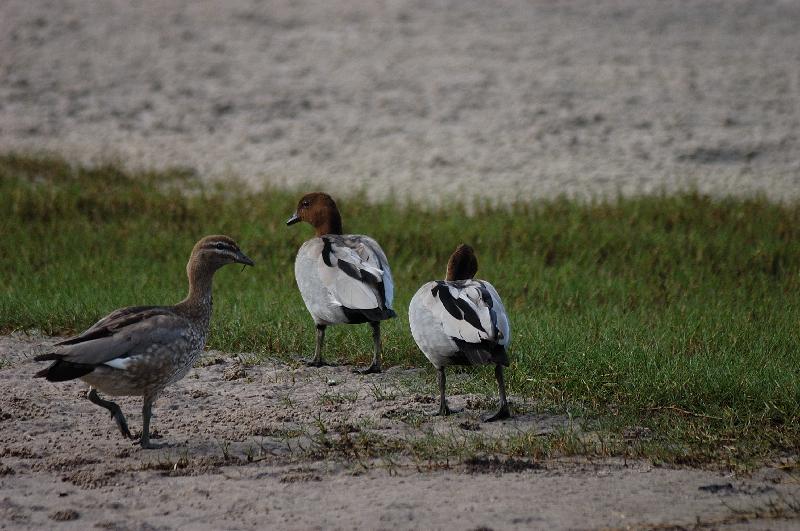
[301,200,310,208]
[215,242,224,250]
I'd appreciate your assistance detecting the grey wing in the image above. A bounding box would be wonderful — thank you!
[361,236,394,308]
[54,305,165,346]
[477,281,511,348]
[427,281,496,345]
[47,313,189,367]
[423,280,509,366]
[318,236,392,311]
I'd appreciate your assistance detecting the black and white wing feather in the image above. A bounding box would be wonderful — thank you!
[427,280,510,366]
[317,235,396,322]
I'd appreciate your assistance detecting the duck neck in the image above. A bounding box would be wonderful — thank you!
[178,260,215,320]
[445,270,467,281]
[314,210,343,237]
[446,252,477,281]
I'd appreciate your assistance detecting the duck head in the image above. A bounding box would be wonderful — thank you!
[189,235,255,272]
[286,192,343,236]
[182,235,254,304]
[445,244,478,281]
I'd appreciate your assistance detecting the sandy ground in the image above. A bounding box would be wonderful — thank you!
[1,0,800,204]
[1,334,799,530]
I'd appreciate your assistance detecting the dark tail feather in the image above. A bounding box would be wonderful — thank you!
[342,306,397,324]
[453,339,509,367]
[34,360,95,382]
[490,343,510,367]
[360,306,397,322]
[33,353,61,362]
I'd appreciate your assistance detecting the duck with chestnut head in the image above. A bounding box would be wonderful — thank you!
[287,192,396,374]
[408,244,511,421]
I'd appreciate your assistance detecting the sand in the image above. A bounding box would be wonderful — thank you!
[1,334,799,530]
[1,0,799,204]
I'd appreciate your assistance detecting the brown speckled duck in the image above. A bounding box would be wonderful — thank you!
[287,192,395,373]
[34,235,254,448]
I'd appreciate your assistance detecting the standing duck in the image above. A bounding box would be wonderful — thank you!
[408,244,511,421]
[33,235,254,448]
[287,192,396,373]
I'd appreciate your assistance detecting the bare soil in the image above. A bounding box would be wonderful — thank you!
[1,334,799,530]
[1,0,799,204]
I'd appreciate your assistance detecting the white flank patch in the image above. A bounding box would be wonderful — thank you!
[104,358,134,370]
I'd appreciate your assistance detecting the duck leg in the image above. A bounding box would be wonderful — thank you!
[139,395,166,449]
[305,324,332,367]
[483,365,511,422]
[87,387,134,440]
[431,366,460,416]
[354,321,382,374]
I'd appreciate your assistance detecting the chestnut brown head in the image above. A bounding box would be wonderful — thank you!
[286,192,343,236]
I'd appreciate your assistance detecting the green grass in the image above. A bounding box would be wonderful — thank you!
[2,153,800,466]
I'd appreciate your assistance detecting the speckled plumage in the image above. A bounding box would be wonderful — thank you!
[77,305,208,398]
[34,235,254,448]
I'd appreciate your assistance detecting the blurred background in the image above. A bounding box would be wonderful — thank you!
[2,0,799,204]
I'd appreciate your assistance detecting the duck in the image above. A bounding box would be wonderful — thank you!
[408,244,511,421]
[33,235,254,448]
[287,192,396,373]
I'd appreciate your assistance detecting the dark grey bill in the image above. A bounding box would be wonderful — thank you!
[286,213,300,225]
[236,252,255,267]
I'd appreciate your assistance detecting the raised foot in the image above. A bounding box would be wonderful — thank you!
[482,405,512,423]
[304,359,335,368]
[110,411,134,440]
[353,363,381,375]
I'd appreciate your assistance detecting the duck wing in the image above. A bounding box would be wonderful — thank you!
[34,307,189,381]
[54,305,169,345]
[426,280,509,366]
[318,235,396,321]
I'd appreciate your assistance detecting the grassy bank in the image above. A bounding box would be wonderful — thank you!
[2,153,799,466]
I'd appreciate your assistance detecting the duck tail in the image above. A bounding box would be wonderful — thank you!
[33,359,94,382]
[453,339,509,367]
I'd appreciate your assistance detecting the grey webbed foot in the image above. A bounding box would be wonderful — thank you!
[484,365,511,422]
[482,404,511,422]
[353,363,381,375]
[429,403,461,417]
[136,425,166,450]
[138,438,168,450]
[304,358,335,367]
